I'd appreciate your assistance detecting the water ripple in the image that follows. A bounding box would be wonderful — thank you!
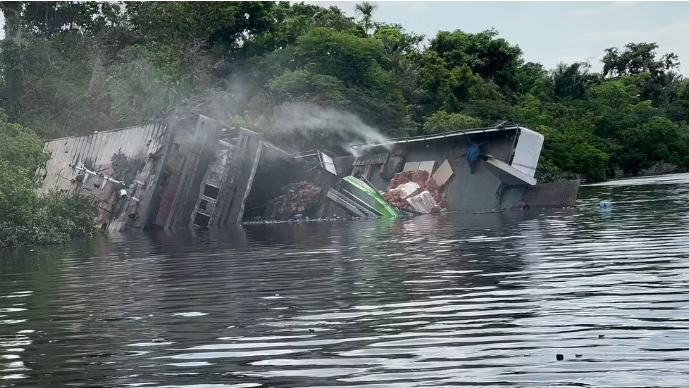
[3,173,689,387]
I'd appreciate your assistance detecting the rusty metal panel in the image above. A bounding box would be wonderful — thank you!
[154,168,182,228]
[522,180,581,208]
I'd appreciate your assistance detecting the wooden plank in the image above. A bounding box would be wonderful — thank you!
[378,152,390,165]
[418,161,435,175]
[432,159,454,187]
[363,164,373,180]
[403,162,420,172]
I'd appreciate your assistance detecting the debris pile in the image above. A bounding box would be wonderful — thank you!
[382,170,446,211]
[263,181,322,220]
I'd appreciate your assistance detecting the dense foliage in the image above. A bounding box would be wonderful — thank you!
[0,111,97,248]
[2,2,689,194]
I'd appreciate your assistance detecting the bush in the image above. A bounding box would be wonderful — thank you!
[0,112,97,249]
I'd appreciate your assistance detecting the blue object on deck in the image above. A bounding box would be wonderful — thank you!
[467,143,481,166]
[599,200,613,209]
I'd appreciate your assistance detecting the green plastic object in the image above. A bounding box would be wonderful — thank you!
[342,176,398,218]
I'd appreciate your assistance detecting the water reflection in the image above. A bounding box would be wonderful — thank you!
[3,173,689,386]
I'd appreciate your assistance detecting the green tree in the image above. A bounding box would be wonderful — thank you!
[293,27,385,87]
[602,42,681,106]
[423,111,481,134]
[602,42,679,78]
[549,62,599,100]
[536,124,609,182]
[618,116,689,174]
[1,2,23,120]
[665,79,689,122]
[127,1,277,49]
[429,28,523,94]
[354,2,377,36]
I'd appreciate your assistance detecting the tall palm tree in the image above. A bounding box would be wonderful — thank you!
[354,2,377,36]
[1,2,23,119]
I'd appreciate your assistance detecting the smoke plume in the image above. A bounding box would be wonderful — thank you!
[268,102,391,155]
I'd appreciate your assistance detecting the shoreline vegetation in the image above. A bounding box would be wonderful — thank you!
[0,112,97,249]
[2,2,688,248]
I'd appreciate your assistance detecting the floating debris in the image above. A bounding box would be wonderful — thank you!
[600,200,613,209]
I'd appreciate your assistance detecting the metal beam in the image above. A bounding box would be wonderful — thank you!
[483,155,537,186]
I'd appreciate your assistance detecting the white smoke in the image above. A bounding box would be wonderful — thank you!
[269,102,391,155]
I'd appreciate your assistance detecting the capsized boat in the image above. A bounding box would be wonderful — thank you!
[340,176,399,218]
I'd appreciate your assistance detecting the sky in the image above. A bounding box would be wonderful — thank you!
[1,1,687,75]
[306,1,689,75]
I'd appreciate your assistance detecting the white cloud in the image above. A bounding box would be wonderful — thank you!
[571,1,639,17]
[571,7,605,17]
[579,14,689,74]
[408,2,427,14]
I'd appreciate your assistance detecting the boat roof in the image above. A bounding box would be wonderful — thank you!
[348,124,523,150]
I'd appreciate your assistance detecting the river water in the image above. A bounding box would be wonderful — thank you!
[3,174,689,387]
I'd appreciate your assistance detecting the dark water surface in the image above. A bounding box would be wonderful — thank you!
[3,174,689,387]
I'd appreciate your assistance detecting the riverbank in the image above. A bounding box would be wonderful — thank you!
[611,162,686,180]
